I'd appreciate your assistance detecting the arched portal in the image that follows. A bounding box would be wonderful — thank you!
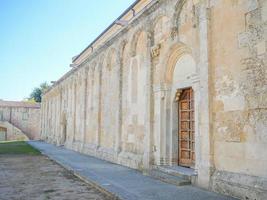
[153,43,200,170]
[169,53,197,168]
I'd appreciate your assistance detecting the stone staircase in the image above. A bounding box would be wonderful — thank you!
[148,165,197,186]
[0,121,29,141]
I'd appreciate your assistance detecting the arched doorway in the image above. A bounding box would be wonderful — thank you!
[166,46,199,169]
[169,53,197,168]
[153,44,199,168]
[0,127,7,141]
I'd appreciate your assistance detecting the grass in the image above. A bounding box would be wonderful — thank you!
[0,141,40,155]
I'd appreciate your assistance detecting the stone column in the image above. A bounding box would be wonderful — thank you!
[115,59,123,154]
[168,88,181,166]
[153,84,171,166]
[95,66,102,148]
[191,74,201,174]
[58,88,63,145]
[143,40,153,170]
[71,77,77,144]
[197,2,213,188]
[82,67,89,149]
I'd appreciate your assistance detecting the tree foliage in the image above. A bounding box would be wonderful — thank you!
[29,82,50,102]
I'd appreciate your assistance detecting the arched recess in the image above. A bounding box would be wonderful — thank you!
[130,29,142,57]
[92,55,104,148]
[74,67,87,144]
[172,0,187,29]
[116,39,129,153]
[121,30,149,157]
[165,43,192,83]
[85,61,96,145]
[130,28,150,57]
[171,0,198,47]
[100,48,120,149]
[153,15,171,44]
[168,52,197,166]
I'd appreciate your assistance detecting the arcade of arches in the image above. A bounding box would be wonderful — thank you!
[40,0,267,199]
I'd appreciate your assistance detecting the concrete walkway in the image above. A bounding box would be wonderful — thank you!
[28,141,236,200]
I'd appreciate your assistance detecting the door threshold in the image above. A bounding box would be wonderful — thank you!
[153,165,197,176]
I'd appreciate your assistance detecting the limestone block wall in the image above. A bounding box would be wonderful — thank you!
[0,101,41,140]
[41,0,267,199]
[210,1,267,199]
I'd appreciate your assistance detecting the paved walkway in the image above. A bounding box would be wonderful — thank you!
[28,141,236,200]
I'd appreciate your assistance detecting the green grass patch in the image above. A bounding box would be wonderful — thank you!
[0,141,40,155]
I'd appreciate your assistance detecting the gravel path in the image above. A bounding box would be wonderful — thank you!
[0,155,110,200]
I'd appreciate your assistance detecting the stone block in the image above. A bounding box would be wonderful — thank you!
[246,0,259,13]
[212,170,267,200]
[238,31,250,48]
[256,40,266,55]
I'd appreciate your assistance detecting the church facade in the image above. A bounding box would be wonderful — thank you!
[40,0,267,199]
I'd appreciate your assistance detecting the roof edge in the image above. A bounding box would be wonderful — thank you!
[73,0,140,63]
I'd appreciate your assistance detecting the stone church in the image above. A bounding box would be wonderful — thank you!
[40,0,267,199]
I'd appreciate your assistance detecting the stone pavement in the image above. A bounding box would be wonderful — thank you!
[28,141,236,200]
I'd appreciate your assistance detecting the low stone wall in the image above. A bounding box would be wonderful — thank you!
[212,170,267,200]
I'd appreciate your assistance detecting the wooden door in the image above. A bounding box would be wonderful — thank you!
[178,88,195,168]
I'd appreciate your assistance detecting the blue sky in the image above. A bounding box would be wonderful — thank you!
[0,0,134,101]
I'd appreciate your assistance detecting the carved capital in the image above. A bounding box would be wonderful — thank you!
[175,89,183,101]
[151,44,161,58]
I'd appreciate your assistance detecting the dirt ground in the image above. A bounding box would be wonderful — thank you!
[0,155,110,200]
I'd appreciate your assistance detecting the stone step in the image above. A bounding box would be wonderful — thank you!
[152,165,197,181]
[148,169,191,186]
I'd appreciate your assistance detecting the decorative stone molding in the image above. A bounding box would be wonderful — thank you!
[175,89,183,101]
[153,83,171,93]
[191,73,200,83]
[151,44,161,58]
[165,43,192,83]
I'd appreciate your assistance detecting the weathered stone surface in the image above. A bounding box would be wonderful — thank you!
[0,100,40,140]
[212,170,267,200]
[40,0,267,199]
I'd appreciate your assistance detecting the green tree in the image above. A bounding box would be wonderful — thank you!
[29,82,50,102]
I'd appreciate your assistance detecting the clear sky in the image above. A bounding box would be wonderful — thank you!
[0,0,135,101]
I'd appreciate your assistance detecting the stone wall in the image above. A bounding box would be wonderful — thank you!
[0,121,29,141]
[0,100,41,140]
[41,0,267,199]
[210,1,267,199]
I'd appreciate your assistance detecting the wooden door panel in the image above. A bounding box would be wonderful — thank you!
[178,88,195,168]
[181,141,190,149]
[181,112,189,120]
[180,101,189,110]
[181,131,189,139]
